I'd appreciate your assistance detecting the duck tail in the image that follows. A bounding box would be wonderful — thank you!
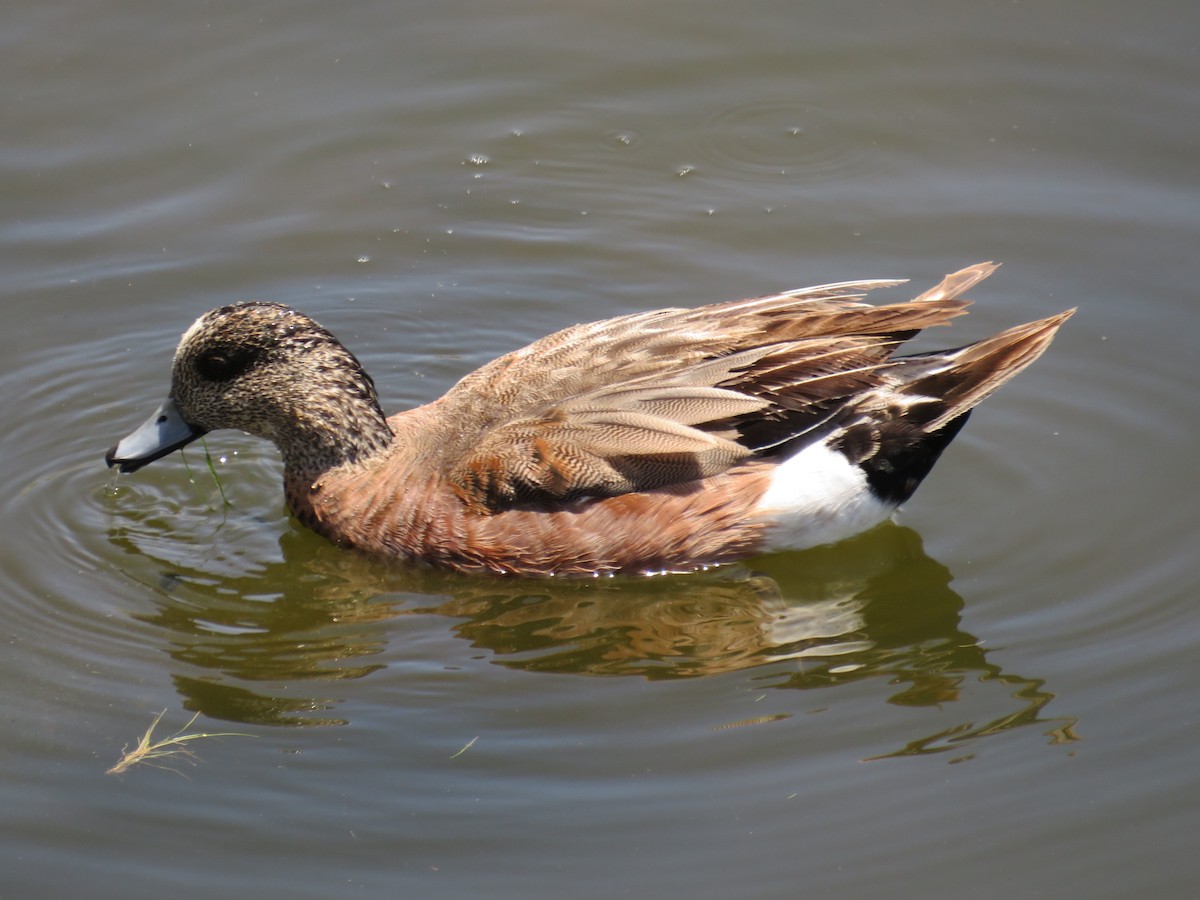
[834,308,1075,505]
[892,307,1076,432]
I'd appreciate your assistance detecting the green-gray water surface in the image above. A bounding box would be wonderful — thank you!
[2,1,1197,897]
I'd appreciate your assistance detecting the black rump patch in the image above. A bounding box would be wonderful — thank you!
[841,411,972,506]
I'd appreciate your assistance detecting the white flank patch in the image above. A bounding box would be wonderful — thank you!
[753,440,895,553]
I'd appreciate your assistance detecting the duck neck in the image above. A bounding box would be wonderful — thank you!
[276,383,394,480]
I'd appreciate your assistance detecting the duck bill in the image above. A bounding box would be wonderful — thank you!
[105,397,208,474]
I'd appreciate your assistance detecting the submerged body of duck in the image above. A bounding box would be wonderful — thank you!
[106,263,1072,575]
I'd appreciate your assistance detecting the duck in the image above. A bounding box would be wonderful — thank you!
[106,262,1072,576]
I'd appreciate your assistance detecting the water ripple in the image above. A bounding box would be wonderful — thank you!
[702,99,874,181]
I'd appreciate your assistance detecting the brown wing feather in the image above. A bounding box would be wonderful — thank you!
[434,264,995,511]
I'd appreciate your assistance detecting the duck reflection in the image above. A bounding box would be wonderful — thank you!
[111,520,1076,752]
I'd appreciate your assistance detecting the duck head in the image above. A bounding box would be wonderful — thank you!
[106,302,392,476]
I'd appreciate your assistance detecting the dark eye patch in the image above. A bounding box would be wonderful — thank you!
[196,347,256,382]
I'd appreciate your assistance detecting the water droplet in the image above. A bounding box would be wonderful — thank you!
[357,256,370,263]
[605,129,641,148]
[676,165,695,177]
[465,154,490,167]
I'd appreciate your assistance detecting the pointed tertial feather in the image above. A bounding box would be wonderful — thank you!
[722,339,896,393]
[909,261,998,304]
[564,385,771,427]
[714,278,908,313]
[550,409,749,456]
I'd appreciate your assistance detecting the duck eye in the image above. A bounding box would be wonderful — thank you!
[196,350,242,381]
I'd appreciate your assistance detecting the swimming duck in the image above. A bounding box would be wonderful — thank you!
[106,262,1072,576]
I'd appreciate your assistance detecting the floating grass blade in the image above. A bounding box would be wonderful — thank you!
[449,736,479,759]
[107,710,253,777]
[202,440,229,506]
[179,439,230,508]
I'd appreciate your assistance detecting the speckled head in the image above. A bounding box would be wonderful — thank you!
[107,302,393,477]
[174,303,335,430]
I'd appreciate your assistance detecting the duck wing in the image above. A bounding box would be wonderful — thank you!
[433,264,995,511]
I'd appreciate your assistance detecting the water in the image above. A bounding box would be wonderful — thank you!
[2,1,1197,896]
